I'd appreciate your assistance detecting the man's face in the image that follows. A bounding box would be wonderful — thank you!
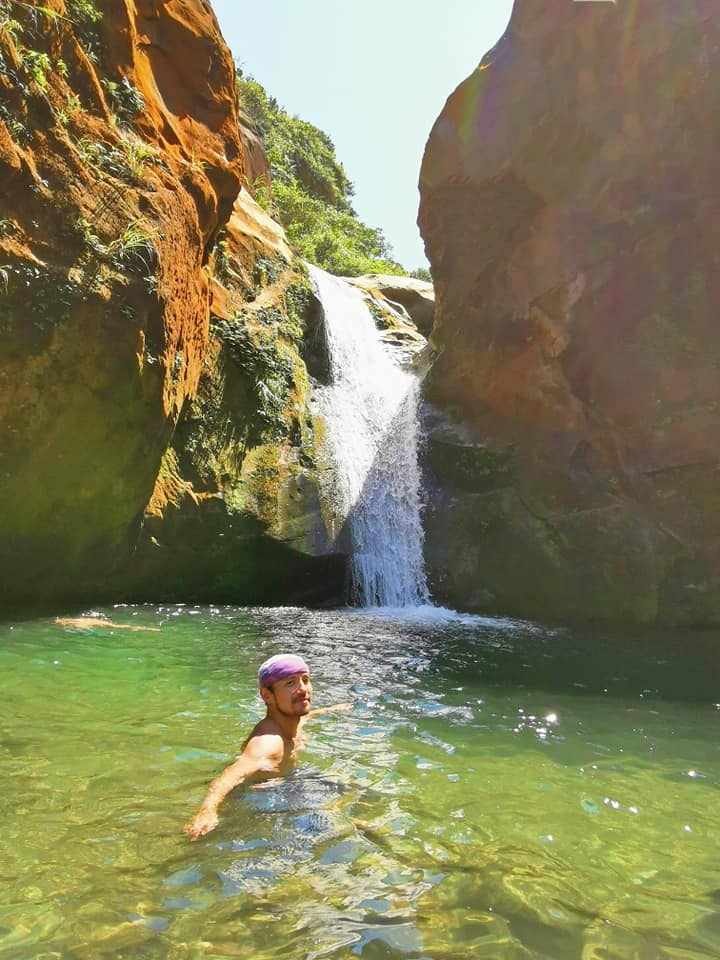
[266,671,312,716]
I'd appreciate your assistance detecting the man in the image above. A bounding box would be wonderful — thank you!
[183,653,349,840]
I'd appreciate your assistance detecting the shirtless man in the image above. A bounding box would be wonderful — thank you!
[183,654,348,840]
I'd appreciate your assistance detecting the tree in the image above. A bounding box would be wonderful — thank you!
[237,69,406,278]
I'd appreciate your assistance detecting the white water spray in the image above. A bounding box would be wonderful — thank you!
[309,265,430,608]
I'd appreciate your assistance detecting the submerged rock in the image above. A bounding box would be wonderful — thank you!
[419,0,720,625]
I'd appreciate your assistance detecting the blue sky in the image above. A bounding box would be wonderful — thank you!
[211,1,514,269]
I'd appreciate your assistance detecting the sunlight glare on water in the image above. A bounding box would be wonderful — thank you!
[0,604,718,959]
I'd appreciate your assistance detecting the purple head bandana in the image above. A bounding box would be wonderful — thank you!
[258,653,310,689]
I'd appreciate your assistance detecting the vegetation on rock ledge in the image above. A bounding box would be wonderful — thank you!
[237,69,407,278]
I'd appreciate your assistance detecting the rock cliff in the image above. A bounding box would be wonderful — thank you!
[419,0,720,625]
[0,0,342,610]
[122,188,346,606]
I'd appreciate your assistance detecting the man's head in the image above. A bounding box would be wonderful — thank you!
[258,653,312,717]
[258,654,309,689]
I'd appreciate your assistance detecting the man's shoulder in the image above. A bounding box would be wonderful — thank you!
[242,722,285,760]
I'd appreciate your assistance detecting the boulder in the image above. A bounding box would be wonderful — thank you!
[418,0,720,625]
[347,274,435,337]
[345,274,429,367]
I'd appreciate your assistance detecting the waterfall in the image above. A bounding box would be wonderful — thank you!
[309,264,430,608]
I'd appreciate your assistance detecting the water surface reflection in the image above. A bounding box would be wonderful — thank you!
[0,604,717,958]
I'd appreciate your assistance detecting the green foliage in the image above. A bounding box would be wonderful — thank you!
[411,266,432,282]
[0,261,77,350]
[76,215,159,286]
[252,255,282,288]
[105,218,158,274]
[21,47,50,90]
[213,230,235,283]
[237,69,406,278]
[213,315,296,447]
[65,0,102,62]
[239,75,352,212]
[282,277,311,342]
[117,132,164,175]
[3,2,63,34]
[65,0,101,25]
[11,44,70,101]
[245,174,271,211]
[271,179,403,277]
[73,132,164,183]
[53,91,81,128]
[0,11,23,42]
[102,76,145,122]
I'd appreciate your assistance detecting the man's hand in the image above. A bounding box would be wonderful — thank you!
[182,809,219,841]
[182,739,285,841]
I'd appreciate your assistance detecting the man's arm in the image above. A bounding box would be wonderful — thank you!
[305,702,352,719]
[182,734,282,840]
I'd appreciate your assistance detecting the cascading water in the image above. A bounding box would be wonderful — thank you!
[309,264,430,608]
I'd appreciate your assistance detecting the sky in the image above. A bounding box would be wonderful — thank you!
[210,0,515,270]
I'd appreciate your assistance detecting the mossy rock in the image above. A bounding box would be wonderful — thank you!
[427,436,515,493]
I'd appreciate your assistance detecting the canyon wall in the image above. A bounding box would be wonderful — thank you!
[419,0,720,625]
[0,0,342,610]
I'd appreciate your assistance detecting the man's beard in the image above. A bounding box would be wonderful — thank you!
[276,696,310,717]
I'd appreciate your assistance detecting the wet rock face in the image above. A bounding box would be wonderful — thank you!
[0,0,244,607]
[0,1,343,610]
[418,0,720,625]
[346,274,435,338]
[123,191,347,608]
[345,274,431,366]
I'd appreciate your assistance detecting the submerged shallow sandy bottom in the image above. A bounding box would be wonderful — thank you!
[1,604,718,959]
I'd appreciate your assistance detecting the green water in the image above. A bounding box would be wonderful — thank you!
[1,605,718,960]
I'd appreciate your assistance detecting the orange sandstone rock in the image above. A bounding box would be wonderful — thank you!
[0,0,245,605]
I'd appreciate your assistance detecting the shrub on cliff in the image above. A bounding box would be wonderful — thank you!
[237,70,405,278]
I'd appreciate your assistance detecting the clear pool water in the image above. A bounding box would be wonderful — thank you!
[1,604,718,959]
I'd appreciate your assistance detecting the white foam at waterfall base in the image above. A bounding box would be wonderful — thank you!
[309,265,430,608]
